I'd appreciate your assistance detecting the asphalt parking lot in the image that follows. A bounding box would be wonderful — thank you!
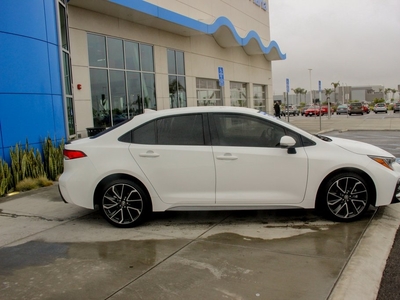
[1,112,400,299]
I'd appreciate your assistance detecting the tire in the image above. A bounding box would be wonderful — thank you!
[99,179,151,228]
[317,173,370,222]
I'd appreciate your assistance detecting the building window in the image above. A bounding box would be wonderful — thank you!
[253,84,266,111]
[88,34,156,127]
[58,1,75,136]
[230,82,247,107]
[196,78,222,106]
[167,49,186,108]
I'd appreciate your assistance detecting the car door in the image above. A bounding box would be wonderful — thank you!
[129,113,216,205]
[210,113,308,205]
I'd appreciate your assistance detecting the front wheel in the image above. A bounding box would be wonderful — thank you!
[317,173,370,222]
[99,179,151,228]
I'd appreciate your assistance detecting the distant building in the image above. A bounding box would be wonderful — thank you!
[274,84,398,106]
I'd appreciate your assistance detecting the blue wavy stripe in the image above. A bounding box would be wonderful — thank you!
[109,0,286,60]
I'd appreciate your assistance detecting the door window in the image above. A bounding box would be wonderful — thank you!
[211,114,286,147]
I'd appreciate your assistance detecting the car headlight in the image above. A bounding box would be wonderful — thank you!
[369,155,396,170]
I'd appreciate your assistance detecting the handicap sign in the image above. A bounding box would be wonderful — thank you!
[218,66,224,86]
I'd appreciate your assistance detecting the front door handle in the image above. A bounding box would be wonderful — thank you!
[216,153,238,160]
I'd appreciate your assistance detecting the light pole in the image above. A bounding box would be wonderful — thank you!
[308,69,312,105]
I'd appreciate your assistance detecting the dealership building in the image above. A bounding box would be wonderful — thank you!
[0,0,285,162]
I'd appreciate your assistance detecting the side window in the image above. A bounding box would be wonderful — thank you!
[157,114,204,145]
[211,114,286,147]
[133,121,156,144]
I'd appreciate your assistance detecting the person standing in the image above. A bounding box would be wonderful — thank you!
[274,102,281,118]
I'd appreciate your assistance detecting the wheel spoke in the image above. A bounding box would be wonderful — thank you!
[326,176,368,219]
[102,182,144,226]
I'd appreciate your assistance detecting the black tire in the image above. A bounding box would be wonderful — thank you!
[317,173,370,222]
[99,179,151,228]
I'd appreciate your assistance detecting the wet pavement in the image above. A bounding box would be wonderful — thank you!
[0,186,377,299]
[1,113,400,299]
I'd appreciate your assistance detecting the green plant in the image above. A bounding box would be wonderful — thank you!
[10,140,46,188]
[0,158,13,196]
[43,137,64,181]
[15,176,53,192]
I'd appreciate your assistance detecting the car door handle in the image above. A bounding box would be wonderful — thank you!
[139,150,160,158]
[216,154,238,160]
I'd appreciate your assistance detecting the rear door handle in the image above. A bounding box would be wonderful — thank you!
[139,150,160,158]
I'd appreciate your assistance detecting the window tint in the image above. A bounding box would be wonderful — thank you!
[212,114,287,147]
[133,121,156,144]
[157,114,204,145]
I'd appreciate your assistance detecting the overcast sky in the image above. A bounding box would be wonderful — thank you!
[269,0,400,95]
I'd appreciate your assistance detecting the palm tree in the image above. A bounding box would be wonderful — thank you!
[324,88,333,102]
[384,88,391,103]
[331,81,340,104]
[301,89,307,104]
[292,87,303,104]
[391,88,397,102]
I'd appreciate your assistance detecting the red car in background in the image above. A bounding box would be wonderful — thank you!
[320,105,334,115]
[362,104,370,114]
[304,106,321,116]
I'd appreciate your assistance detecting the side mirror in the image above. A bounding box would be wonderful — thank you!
[280,136,296,148]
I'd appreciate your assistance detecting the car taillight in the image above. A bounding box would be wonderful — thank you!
[63,149,87,160]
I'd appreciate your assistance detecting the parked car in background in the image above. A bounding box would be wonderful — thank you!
[348,102,364,115]
[320,105,334,115]
[374,103,388,114]
[393,102,400,113]
[304,106,320,117]
[336,104,348,115]
[301,105,311,116]
[59,106,400,227]
[281,105,300,116]
[362,104,370,114]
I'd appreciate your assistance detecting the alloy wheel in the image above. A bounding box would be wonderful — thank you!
[326,176,368,220]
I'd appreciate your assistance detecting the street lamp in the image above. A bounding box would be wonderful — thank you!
[308,69,312,105]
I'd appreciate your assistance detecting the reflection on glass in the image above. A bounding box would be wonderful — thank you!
[253,84,266,111]
[88,34,107,67]
[169,75,186,108]
[90,69,110,127]
[196,78,222,106]
[110,70,127,125]
[176,51,185,75]
[142,73,156,110]
[127,71,142,116]
[230,82,247,107]
[167,49,176,74]
[108,38,124,69]
[125,41,140,70]
[140,44,154,72]
[66,97,75,135]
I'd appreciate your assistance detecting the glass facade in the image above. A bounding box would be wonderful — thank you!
[88,34,156,127]
[196,78,222,106]
[253,84,267,111]
[168,49,186,108]
[230,82,247,107]
[59,1,75,136]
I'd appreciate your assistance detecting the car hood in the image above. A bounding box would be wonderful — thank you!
[328,136,394,157]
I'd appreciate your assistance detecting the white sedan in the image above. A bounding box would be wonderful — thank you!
[59,107,400,227]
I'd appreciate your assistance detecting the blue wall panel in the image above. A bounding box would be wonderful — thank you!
[0,0,67,164]
[0,94,56,147]
[0,0,47,41]
[0,33,52,94]
[48,43,63,95]
[44,0,59,45]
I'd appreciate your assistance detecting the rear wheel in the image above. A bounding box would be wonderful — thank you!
[317,173,370,222]
[99,179,151,228]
